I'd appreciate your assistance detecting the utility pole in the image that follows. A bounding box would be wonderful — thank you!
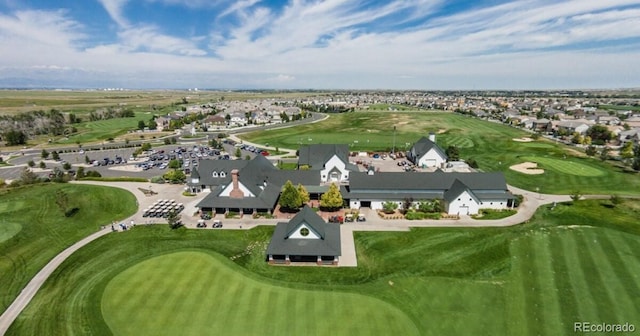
[392,125,396,155]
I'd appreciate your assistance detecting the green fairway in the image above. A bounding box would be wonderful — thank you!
[0,183,137,314]
[522,156,605,177]
[103,252,418,336]
[241,112,640,195]
[52,112,150,145]
[6,199,640,335]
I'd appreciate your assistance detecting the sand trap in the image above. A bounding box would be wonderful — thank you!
[510,162,544,175]
[512,137,533,142]
[108,165,143,172]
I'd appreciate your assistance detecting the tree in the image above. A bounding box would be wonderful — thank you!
[585,145,597,157]
[3,129,27,146]
[571,132,583,144]
[167,209,182,229]
[168,159,180,169]
[50,167,66,182]
[41,149,49,159]
[245,155,251,160]
[279,180,301,212]
[163,169,186,183]
[51,151,60,161]
[138,120,146,130]
[235,147,241,158]
[27,160,35,168]
[382,201,399,214]
[586,125,613,144]
[620,141,634,163]
[20,168,39,185]
[39,161,46,169]
[599,147,610,161]
[297,184,310,205]
[85,155,90,164]
[62,162,72,171]
[570,191,582,203]
[445,145,460,161]
[164,138,171,145]
[610,194,622,207]
[141,143,152,151]
[225,114,231,122]
[55,189,69,214]
[76,166,85,179]
[148,120,157,130]
[320,183,343,210]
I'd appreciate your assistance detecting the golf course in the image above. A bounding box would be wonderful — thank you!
[241,111,640,195]
[3,198,639,335]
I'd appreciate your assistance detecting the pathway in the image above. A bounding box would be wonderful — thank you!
[0,179,610,332]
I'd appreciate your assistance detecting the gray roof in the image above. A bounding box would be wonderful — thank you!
[266,206,341,257]
[346,171,513,201]
[443,179,477,202]
[298,144,350,169]
[409,137,447,162]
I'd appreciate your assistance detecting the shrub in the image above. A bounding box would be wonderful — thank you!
[79,177,148,182]
[182,191,196,196]
[382,201,398,214]
[150,176,165,184]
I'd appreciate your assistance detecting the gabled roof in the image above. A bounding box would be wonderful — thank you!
[298,144,350,169]
[443,179,477,202]
[285,206,326,239]
[410,137,447,160]
[266,206,341,257]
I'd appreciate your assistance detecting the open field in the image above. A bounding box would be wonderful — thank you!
[0,90,335,115]
[241,111,640,195]
[7,198,640,335]
[0,184,137,314]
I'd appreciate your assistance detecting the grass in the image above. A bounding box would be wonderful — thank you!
[7,197,640,335]
[0,183,137,314]
[240,112,640,195]
[51,112,150,145]
[472,209,517,220]
[102,251,419,336]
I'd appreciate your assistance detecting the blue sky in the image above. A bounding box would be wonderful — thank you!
[0,0,639,89]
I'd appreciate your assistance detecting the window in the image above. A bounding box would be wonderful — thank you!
[220,171,226,177]
[469,198,472,201]
[212,171,218,177]
[300,228,309,237]
[457,198,461,201]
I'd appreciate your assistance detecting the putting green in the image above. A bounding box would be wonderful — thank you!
[103,252,419,336]
[522,156,605,177]
[0,222,22,243]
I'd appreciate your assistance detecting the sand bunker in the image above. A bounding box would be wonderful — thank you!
[510,162,544,175]
[512,137,533,142]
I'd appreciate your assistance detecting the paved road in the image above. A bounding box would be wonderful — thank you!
[0,178,608,333]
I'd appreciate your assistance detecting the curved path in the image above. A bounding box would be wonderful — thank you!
[0,179,609,333]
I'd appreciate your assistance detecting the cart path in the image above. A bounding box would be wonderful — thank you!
[0,180,610,333]
[0,227,112,335]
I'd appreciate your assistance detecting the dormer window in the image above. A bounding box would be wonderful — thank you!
[220,171,226,178]
[212,171,218,177]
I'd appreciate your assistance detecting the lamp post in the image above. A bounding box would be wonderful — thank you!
[392,126,396,155]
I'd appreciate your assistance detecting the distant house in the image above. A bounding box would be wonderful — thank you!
[203,114,226,127]
[556,119,593,135]
[345,171,514,215]
[624,116,640,129]
[619,128,640,145]
[297,144,358,183]
[532,119,551,132]
[265,206,341,265]
[407,134,448,168]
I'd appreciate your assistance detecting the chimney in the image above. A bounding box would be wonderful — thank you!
[428,132,436,142]
[229,169,244,199]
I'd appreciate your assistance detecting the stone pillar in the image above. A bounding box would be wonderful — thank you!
[317,256,322,266]
[332,256,339,266]
[268,254,274,265]
[285,255,290,265]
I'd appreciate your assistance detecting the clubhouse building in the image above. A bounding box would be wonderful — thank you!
[190,137,515,216]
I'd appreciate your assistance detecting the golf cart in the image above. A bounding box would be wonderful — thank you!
[356,214,366,222]
[345,214,354,222]
[196,219,207,228]
[212,220,223,228]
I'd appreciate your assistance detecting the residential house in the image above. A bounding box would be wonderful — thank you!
[203,114,226,128]
[407,134,448,168]
[556,119,593,135]
[265,206,341,265]
[532,119,551,132]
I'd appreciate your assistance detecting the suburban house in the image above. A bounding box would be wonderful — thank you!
[619,128,640,145]
[532,118,551,132]
[407,134,448,168]
[203,114,226,128]
[265,206,341,265]
[344,170,515,215]
[297,144,358,183]
[555,119,593,135]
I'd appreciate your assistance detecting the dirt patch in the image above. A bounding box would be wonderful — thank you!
[510,162,544,175]
[108,165,143,172]
[437,129,447,134]
[512,137,533,142]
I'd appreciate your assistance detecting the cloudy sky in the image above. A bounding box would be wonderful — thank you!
[1,0,639,89]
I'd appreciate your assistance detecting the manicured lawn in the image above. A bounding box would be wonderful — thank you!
[241,112,640,195]
[8,199,640,335]
[0,183,137,314]
[52,112,150,145]
[103,252,418,336]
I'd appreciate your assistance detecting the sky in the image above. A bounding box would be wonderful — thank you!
[0,0,639,89]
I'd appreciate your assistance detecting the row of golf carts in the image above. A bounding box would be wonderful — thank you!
[142,199,185,218]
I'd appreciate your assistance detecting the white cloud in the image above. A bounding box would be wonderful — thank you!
[97,0,129,27]
[117,26,207,56]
